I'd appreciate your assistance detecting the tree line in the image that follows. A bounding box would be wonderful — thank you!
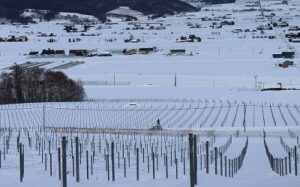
[0,65,85,104]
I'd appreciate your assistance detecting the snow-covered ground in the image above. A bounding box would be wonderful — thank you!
[0,100,299,186]
[0,0,300,102]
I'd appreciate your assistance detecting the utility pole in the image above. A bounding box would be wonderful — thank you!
[254,75,258,90]
[113,73,116,86]
[243,102,246,132]
[259,0,264,18]
[43,105,46,135]
[189,134,194,187]
[62,137,67,187]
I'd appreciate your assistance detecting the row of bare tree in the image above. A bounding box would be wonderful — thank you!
[0,65,85,104]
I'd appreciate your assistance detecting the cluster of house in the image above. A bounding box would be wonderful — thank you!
[273,51,296,68]
[27,49,112,57]
[209,20,235,29]
[68,38,82,42]
[210,22,223,29]
[125,25,166,30]
[198,14,235,29]
[221,21,235,26]
[288,26,300,31]
[278,60,294,68]
[285,32,300,43]
[232,28,263,34]
[176,35,201,43]
[63,25,92,33]
[273,51,295,59]
[37,33,56,37]
[124,22,167,31]
[201,14,233,22]
[123,47,157,55]
[255,19,289,31]
[257,24,273,31]
[28,49,66,56]
[80,33,101,37]
[96,25,113,30]
[245,1,260,7]
[186,22,201,29]
[166,49,192,56]
[0,35,28,42]
[252,35,276,39]
[28,47,161,57]
[272,20,289,28]
[47,38,57,43]
[124,35,141,43]
[104,38,117,42]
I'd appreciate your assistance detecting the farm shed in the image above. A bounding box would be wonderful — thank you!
[291,39,300,43]
[55,50,66,56]
[273,52,295,59]
[69,50,88,56]
[170,49,186,55]
[41,49,55,55]
[99,52,112,57]
[28,51,39,56]
[139,47,156,54]
[273,54,283,58]
[123,49,138,55]
[282,52,295,59]
[278,61,293,68]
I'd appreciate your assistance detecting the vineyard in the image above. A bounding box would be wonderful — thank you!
[1,99,300,130]
[0,99,299,187]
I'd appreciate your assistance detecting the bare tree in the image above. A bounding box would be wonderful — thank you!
[0,65,86,104]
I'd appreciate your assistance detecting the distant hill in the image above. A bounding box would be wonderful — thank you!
[0,0,197,22]
[181,0,235,6]
[202,0,235,4]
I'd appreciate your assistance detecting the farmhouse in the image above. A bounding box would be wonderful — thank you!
[273,21,289,28]
[99,52,112,57]
[176,35,201,43]
[273,52,295,59]
[139,47,156,54]
[40,49,66,56]
[63,25,78,32]
[55,50,66,56]
[28,51,39,56]
[221,21,235,26]
[87,50,98,57]
[273,54,283,58]
[291,39,300,43]
[123,49,138,55]
[69,50,89,56]
[268,36,276,39]
[288,26,300,31]
[286,32,300,39]
[0,35,28,42]
[278,60,294,68]
[282,52,295,59]
[124,38,141,43]
[169,49,186,56]
[41,49,55,55]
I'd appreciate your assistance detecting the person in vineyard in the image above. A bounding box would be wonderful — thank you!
[156,118,162,130]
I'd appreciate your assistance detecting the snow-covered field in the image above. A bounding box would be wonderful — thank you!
[0,0,299,100]
[1,0,300,186]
